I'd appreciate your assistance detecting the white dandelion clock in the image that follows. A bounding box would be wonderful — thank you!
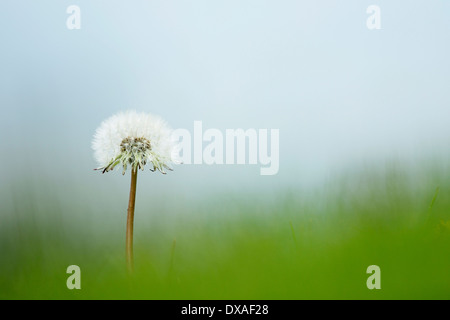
[92,110,180,174]
[92,110,181,273]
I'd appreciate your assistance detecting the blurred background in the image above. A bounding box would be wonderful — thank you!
[0,1,449,299]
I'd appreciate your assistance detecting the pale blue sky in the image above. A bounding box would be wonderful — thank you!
[0,1,449,199]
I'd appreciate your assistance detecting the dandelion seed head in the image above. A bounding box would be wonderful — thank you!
[92,110,180,174]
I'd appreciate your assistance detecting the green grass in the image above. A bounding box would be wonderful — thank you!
[1,164,449,299]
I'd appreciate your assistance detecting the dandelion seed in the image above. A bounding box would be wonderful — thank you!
[92,110,180,273]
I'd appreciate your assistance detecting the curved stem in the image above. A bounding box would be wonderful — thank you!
[126,168,138,274]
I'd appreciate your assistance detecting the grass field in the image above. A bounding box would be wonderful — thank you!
[1,162,449,299]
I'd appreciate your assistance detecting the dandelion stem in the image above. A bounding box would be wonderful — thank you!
[126,168,138,274]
